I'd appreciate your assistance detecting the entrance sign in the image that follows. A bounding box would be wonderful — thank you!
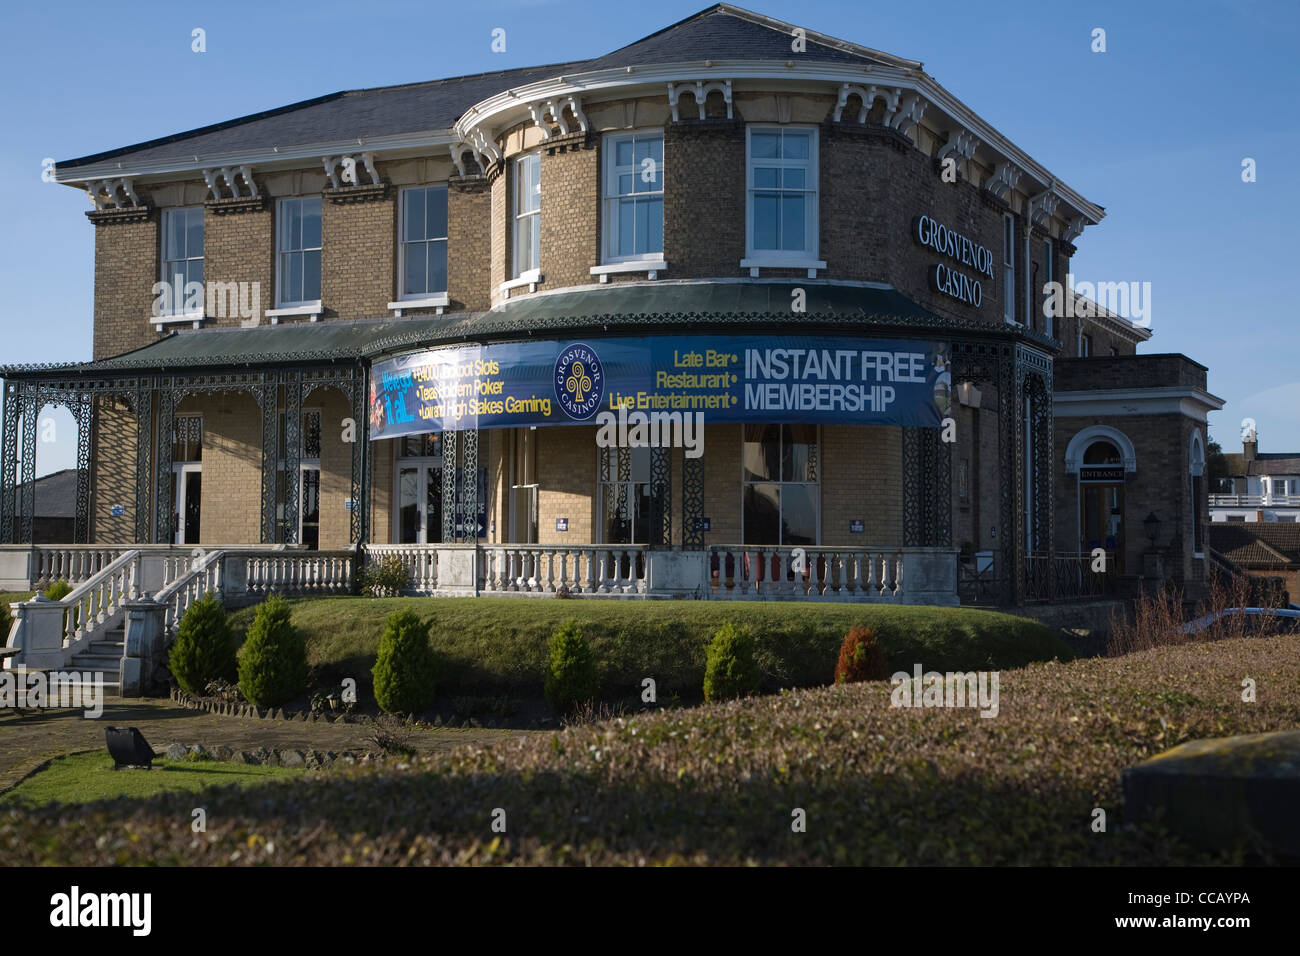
[370,334,949,437]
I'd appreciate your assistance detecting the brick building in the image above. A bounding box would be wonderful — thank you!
[0,4,1223,604]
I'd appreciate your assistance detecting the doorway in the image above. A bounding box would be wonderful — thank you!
[173,463,202,545]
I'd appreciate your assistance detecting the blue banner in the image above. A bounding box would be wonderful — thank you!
[368,334,950,438]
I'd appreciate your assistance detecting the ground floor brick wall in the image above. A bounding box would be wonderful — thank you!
[370,438,394,544]
[177,394,262,545]
[820,425,902,547]
[1054,412,1208,595]
[90,397,137,542]
[537,426,597,545]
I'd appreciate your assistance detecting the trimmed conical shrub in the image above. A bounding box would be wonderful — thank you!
[544,620,599,714]
[703,621,760,702]
[168,592,236,694]
[372,609,439,715]
[833,625,888,684]
[237,594,308,708]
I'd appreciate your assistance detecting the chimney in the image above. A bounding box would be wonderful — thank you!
[1244,429,1258,462]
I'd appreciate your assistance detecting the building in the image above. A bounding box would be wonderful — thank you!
[7,469,77,544]
[1210,429,1300,523]
[0,4,1223,606]
[1207,522,1299,603]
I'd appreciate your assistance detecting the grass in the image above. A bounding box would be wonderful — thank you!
[0,751,307,809]
[1,635,1294,865]
[227,596,1072,701]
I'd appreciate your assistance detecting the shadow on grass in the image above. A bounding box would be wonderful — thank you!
[0,758,1226,866]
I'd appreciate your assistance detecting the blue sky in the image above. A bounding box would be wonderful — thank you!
[1,0,1297,475]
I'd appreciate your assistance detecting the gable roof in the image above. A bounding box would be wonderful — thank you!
[1210,522,1300,567]
[56,5,915,173]
[10,469,79,519]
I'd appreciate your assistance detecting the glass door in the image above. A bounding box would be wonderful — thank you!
[397,463,443,544]
[173,464,202,545]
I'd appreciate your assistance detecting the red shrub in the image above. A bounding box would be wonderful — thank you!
[834,626,888,684]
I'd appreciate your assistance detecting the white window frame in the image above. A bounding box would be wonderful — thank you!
[742,125,824,274]
[601,130,665,265]
[396,184,449,305]
[1003,213,1017,324]
[274,196,323,310]
[511,152,541,280]
[1080,333,1093,357]
[157,207,205,325]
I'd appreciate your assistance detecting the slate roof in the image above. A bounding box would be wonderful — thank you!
[1210,523,1300,567]
[11,469,78,519]
[1,280,1053,377]
[56,5,916,172]
[1221,452,1300,477]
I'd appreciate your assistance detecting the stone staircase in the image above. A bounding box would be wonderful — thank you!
[66,622,124,697]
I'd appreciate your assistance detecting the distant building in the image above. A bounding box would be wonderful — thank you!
[9,469,77,543]
[1210,430,1300,523]
[1207,521,1300,601]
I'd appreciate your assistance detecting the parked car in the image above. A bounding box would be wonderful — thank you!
[1183,607,1300,635]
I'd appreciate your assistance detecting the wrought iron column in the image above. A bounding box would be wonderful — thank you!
[134,388,153,543]
[442,428,457,542]
[19,383,38,544]
[648,445,671,546]
[154,388,175,544]
[73,392,92,543]
[259,382,278,543]
[681,451,704,547]
[282,370,302,544]
[0,381,19,543]
[462,428,478,541]
[349,366,369,545]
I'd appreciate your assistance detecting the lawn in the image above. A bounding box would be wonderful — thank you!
[228,596,1072,701]
[1,751,307,808]
[2,634,1294,865]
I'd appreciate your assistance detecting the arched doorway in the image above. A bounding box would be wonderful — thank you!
[1079,439,1126,571]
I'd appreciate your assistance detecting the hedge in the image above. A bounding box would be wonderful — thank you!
[229,597,1072,702]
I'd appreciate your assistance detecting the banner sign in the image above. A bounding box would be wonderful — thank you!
[369,334,950,438]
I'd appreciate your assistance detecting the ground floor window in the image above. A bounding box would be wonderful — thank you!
[171,415,203,544]
[741,424,819,545]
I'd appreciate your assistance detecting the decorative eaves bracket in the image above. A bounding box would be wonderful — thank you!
[984,161,1022,201]
[85,178,142,210]
[527,95,591,139]
[936,129,980,165]
[1061,217,1086,244]
[667,80,733,121]
[201,166,259,200]
[832,82,901,124]
[321,153,382,189]
[887,92,928,137]
[1028,181,1061,228]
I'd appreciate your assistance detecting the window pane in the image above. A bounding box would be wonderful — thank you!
[743,484,781,545]
[404,189,425,242]
[783,425,818,481]
[615,138,633,167]
[645,197,663,254]
[303,249,321,301]
[166,213,185,261]
[754,167,779,189]
[405,240,427,295]
[186,210,204,258]
[301,199,321,249]
[782,168,805,189]
[188,258,204,288]
[781,485,818,545]
[780,195,805,251]
[617,198,635,257]
[743,424,780,481]
[428,239,447,293]
[751,132,780,159]
[753,194,779,250]
[284,252,302,303]
[618,173,634,195]
[530,214,541,269]
[284,200,301,251]
[783,132,810,160]
[630,445,652,483]
[427,186,448,239]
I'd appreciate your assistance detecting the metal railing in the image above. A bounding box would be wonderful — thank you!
[1208,493,1300,508]
[1023,552,1115,602]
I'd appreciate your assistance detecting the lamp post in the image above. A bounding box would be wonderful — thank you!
[1144,512,1160,549]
